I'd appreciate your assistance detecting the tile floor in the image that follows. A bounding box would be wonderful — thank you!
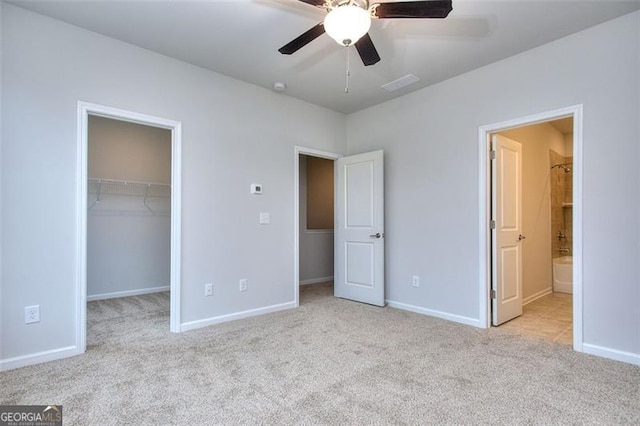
[499,292,573,345]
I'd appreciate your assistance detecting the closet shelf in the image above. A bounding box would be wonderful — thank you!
[88,178,171,214]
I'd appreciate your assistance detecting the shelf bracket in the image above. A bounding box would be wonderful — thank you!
[88,179,103,210]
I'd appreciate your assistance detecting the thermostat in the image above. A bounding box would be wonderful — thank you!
[251,184,262,194]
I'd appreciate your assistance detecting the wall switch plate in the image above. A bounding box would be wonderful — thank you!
[251,184,262,194]
[239,279,248,292]
[259,212,270,224]
[25,305,40,324]
[205,283,213,296]
[412,275,420,288]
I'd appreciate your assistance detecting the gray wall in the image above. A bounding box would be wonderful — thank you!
[88,116,171,299]
[346,12,639,357]
[0,4,346,361]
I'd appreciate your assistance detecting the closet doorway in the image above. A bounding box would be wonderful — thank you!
[77,102,182,356]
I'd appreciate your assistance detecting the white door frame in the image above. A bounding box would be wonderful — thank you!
[76,101,183,355]
[293,146,341,306]
[478,104,583,352]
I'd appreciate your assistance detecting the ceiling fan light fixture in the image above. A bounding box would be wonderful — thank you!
[324,4,371,47]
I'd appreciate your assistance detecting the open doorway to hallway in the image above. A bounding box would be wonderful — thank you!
[489,116,575,345]
[298,153,336,304]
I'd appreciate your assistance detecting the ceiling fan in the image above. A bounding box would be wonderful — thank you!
[278,0,453,66]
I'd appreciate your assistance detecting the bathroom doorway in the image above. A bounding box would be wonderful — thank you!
[478,105,583,352]
[492,117,574,344]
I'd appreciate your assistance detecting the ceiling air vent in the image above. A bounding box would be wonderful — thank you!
[381,74,420,92]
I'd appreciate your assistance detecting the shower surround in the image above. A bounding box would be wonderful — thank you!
[550,150,573,258]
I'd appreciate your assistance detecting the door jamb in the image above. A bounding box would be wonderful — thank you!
[478,104,583,352]
[76,101,183,355]
[293,146,341,307]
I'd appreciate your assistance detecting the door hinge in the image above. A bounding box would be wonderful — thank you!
[490,289,497,299]
[490,220,496,229]
[489,150,496,160]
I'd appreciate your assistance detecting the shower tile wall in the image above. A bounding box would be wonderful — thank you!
[550,150,573,258]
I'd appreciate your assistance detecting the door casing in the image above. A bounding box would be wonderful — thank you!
[76,101,183,356]
[478,105,583,352]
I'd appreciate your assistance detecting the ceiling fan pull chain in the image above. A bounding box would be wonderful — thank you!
[345,46,351,93]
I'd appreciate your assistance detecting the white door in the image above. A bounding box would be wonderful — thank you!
[491,134,523,325]
[335,150,385,306]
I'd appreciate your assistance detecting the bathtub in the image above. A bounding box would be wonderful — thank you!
[553,256,573,294]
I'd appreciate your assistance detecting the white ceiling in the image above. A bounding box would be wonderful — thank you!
[8,0,640,114]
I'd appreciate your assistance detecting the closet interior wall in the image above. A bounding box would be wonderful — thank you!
[87,115,172,300]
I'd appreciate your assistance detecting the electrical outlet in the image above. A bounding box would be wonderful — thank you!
[412,275,420,288]
[239,279,248,292]
[204,283,213,297]
[25,305,40,324]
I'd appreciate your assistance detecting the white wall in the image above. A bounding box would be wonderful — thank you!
[87,116,171,299]
[0,4,346,362]
[499,123,566,302]
[299,155,334,283]
[347,12,640,358]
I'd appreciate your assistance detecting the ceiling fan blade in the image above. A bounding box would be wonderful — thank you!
[297,0,327,6]
[278,23,325,55]
[373,0,453,19]
[354,33,381,66]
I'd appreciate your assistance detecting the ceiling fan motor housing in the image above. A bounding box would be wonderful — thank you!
[328,0,370,11]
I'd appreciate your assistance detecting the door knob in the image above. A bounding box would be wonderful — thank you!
[369,233,382,239]
[518,234,526,241]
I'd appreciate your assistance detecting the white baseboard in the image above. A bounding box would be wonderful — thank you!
[87,285,170,301]
[523,287,553,305]
[386,300,483,328]
[180,301,297,332]
[582,343,640,366]
[0,346,80,372]
[299,276,333,285]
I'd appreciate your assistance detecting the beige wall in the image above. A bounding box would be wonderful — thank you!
[306,156,334,230]
[499,122,566,302]
[88,115,171,183]
[564,133,573,156]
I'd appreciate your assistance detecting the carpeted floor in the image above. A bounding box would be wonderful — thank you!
[1,282,639,424]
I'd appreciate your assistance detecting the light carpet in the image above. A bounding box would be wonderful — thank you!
[1,282,639,424]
